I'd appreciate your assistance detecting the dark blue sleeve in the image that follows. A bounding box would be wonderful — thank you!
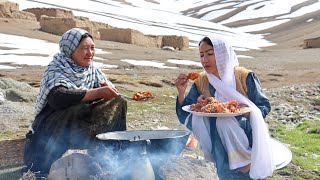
[175,83,200,130]
[47,86,86,110]
[246,72,271,118]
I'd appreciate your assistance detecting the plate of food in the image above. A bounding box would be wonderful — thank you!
[182,95,251,117]
[182,105,250,117]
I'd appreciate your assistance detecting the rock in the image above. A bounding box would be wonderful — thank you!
[0,0,36,21]
[0,78,34,92]
[0,78,37,134]
[0,91,4,104]
[162,46,175,51]
[0,0,19,18]
[23,7,74,21]
[265,82,320,124]
[5,88,36,102]
[158,155,218,180]
[99,28,162,48]
[39,15,109,40]
[314,106,320,111]
[303,37,320,49]
[161,35,189,50]
[0,78,37,103]
[47,150,105,180]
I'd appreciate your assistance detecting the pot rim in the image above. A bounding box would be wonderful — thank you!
[96,129,191,141]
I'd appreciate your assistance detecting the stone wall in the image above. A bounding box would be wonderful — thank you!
[147,35,163,48]
[162,35,189,50]
[0,0,18,17]
[0,0,36,21]
[99,28,162,47]
[39,15,111,40]
[99,28,189,49]
[23,7,74,21]
[303,37,320,49]
[99,28,142,44]
[39,16,77,36]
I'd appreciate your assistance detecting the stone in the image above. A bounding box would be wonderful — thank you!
[303,37,320,49]
[158,155,218,180]
[162,46,175,51]
[47,150,105,180]
[0,0,36,21]
[0,91,4,104]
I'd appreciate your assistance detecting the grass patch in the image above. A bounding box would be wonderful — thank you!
[0,166,24,180]
[109,77,137,86]
[139,81,163,87]
[0,130,26,141]
[0,131,17,140]
[312,97,320,106]
[126,88,180,129]
[297,120,320,134]
[126,89,176,117]
[113,80,136,85]
[270,117,320,179]
[161,79,175,86]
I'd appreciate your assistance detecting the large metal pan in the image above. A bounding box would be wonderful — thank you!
[96,130,191,155]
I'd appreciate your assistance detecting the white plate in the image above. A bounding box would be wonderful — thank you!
[182,105,251,117]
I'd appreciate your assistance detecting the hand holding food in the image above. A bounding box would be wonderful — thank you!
[175,72,200,105]
[175,74,189,95]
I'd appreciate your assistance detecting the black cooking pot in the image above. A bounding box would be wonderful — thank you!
[96,130,191,155]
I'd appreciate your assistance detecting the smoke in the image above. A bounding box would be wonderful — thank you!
[92,141,155,180]
[91,134,189,179]
[27,127,189,179]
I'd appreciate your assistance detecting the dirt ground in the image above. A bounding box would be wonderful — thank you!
[1,18,320,90]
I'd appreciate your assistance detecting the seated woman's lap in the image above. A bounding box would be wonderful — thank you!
[25,96,127,173]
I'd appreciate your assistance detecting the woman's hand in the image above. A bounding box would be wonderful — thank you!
[239,103,250,119]
[82,82,119,101]
[99,81,108,87]
[98,80,119,99]
[97,86,119,100]
[175,73,189,105]
[175,74,189,93]
[239,103,248,108]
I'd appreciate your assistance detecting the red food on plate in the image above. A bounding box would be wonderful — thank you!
[190,95,240,113]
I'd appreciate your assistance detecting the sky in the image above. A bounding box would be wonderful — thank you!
[1,0,319,69]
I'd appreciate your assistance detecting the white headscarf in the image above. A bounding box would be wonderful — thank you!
[191,37,275,179]
[34,28,108,116]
